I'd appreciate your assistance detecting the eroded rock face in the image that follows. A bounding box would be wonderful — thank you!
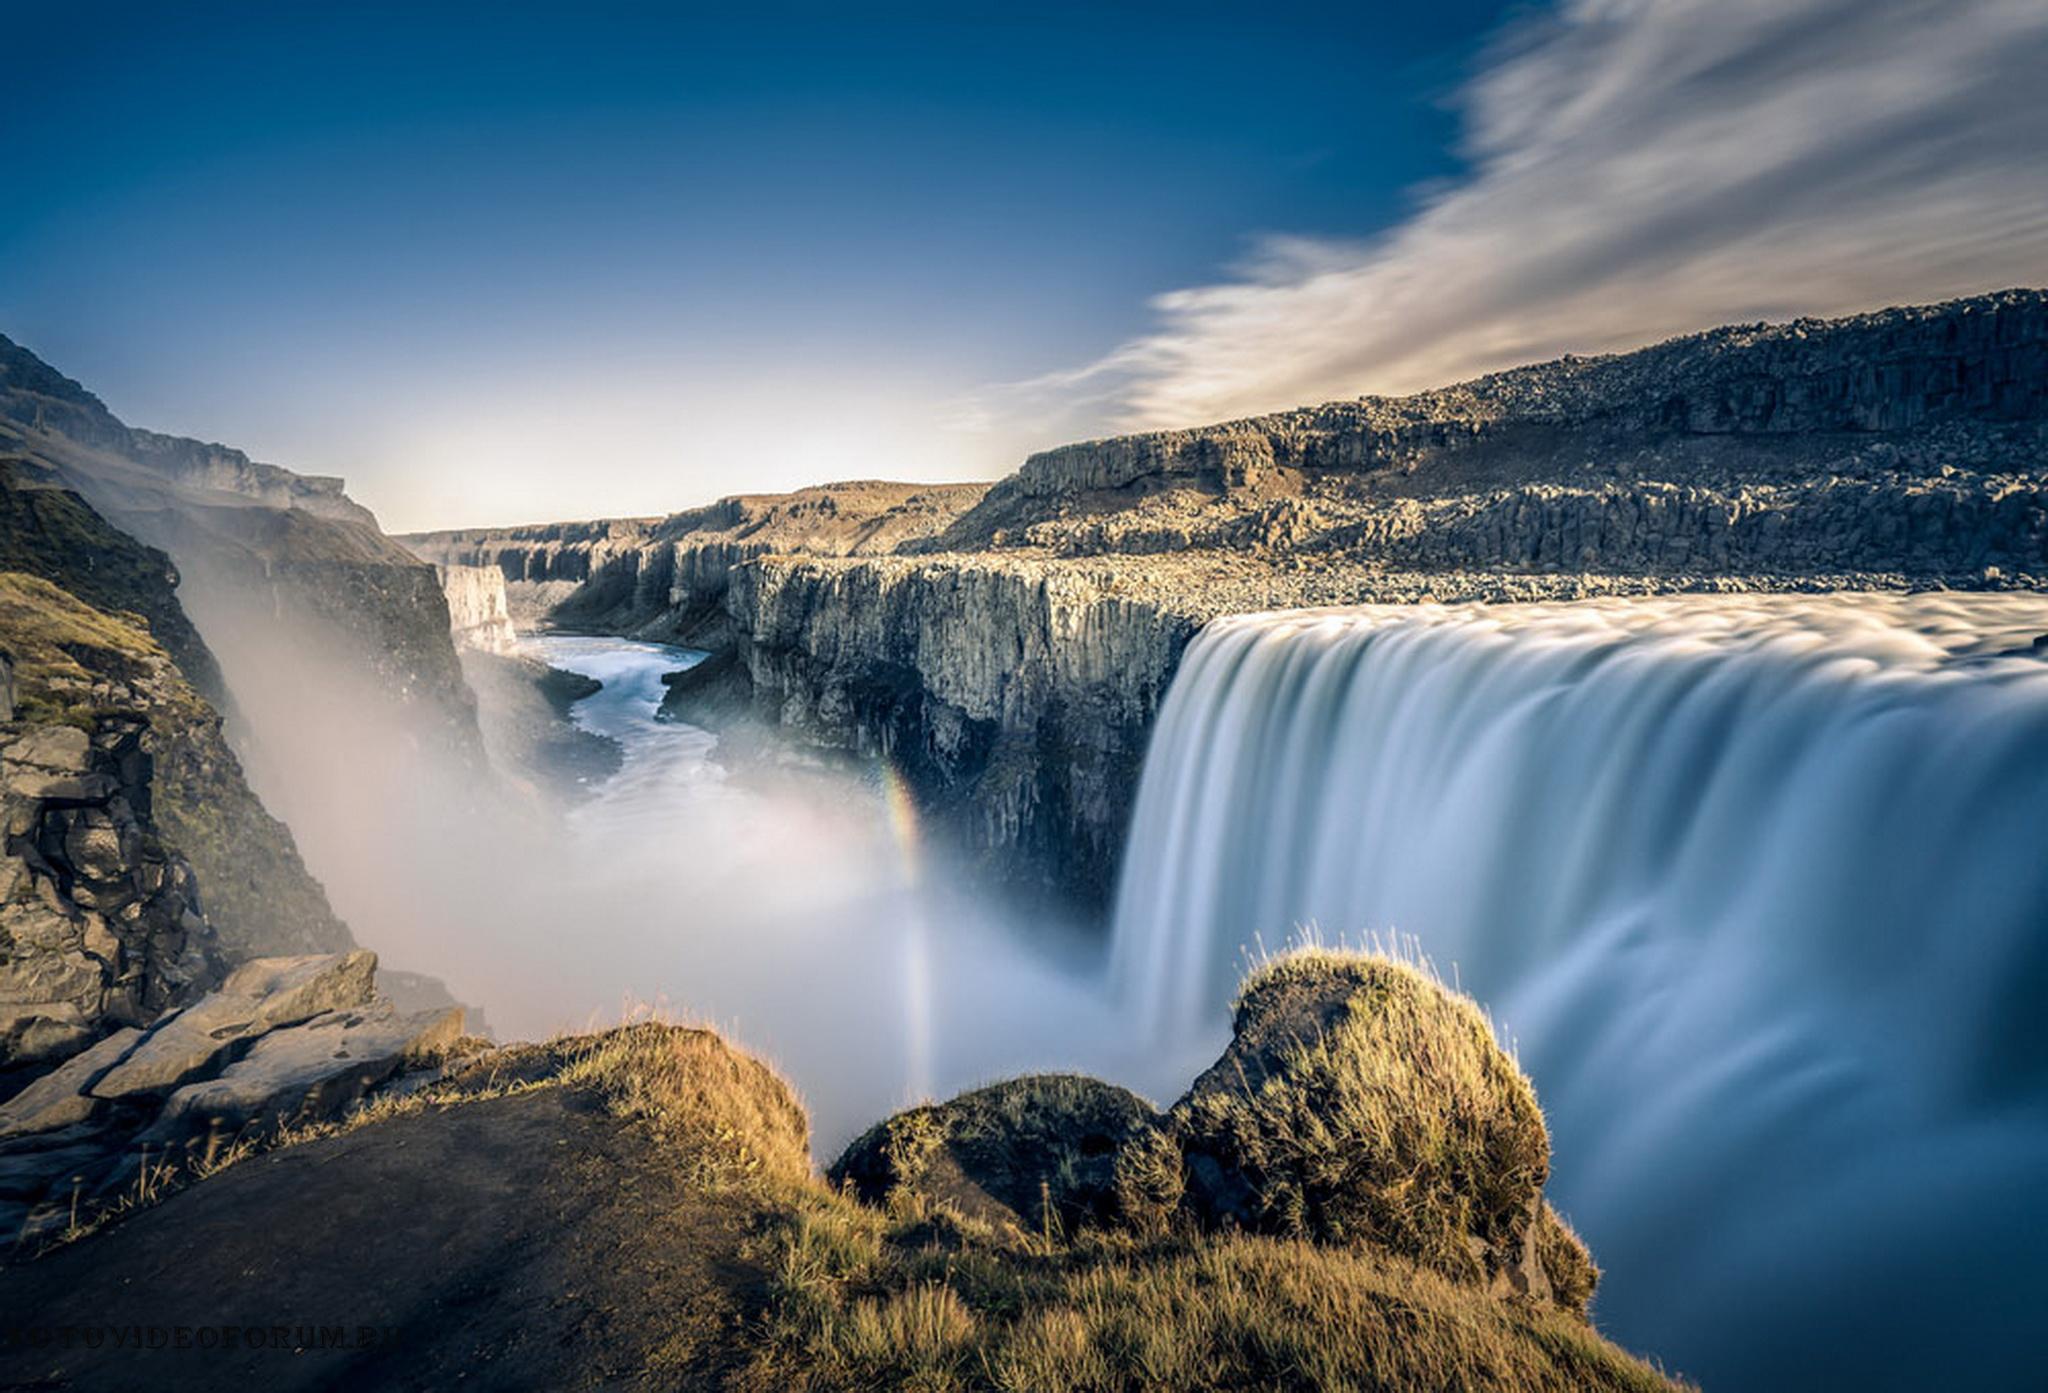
[1,708,223,1069]
[1,333,488,785]
[401,480,990,639]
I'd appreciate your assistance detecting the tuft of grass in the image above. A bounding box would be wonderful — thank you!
[556,1021,812,1190]
[744,1210,1683,1393]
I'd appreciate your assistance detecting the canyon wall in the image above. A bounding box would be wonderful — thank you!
[436,563,520,655]
[0,333,483,770]
[414,292,2048,908]
[0,465,352,972]
[403,481,988,640]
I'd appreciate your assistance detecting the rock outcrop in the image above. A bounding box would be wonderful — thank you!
[830,1073,1165,1236]
[0,948,464,1247]
[434,562,519,655]
[830,948,1600,1318]
[0,566,365,1071]
[0,465,353,963]
[0,701,222,1070]
[0,333,484,775]
[1162,950,1595,1311]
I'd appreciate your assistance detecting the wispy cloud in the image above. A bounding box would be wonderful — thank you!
[983,0,2048,439]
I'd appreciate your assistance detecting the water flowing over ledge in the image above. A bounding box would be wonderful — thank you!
[1110,592,2048,1391]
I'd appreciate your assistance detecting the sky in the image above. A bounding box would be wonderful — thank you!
[3,0,2043,533]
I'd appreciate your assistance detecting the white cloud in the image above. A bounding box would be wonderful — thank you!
[1000,0,2048,436]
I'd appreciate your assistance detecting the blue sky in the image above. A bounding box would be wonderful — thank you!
[5,1,2043,530]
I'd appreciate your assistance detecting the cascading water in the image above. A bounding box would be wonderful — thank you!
[1110,592,2048,1391]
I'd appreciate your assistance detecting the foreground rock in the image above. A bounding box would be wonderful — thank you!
[831,1073,1164,1236]
[88,951,378,1100]
[1164,950,1597,1312]
[0,949,464,1248]
[831,949,1599,1318]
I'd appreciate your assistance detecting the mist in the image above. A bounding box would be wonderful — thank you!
[172,581,1166,1150]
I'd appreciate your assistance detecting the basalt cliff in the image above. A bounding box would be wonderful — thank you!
[408,290,2048,906]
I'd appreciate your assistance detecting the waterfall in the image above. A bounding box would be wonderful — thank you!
[1110,592,2048,1391]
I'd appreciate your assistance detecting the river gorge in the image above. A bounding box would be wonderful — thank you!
[464,592,2048,1393]
[6,290,2046,1391]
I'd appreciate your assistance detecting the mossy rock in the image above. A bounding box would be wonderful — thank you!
[1168,950,1586,1309]
[831,1073,1167,1237]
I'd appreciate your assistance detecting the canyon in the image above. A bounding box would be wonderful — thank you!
[407,289,2048,904]
[1,289,2044,1392]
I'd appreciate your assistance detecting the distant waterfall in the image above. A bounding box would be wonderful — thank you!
[1110,593,2048,1392]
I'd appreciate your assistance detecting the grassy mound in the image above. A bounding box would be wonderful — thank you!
[1170,949,1583,1301]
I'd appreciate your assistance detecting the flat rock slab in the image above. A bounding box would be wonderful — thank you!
[0,1028,142,1141]
[149,1005,464,1140]
[91,953,378,1101]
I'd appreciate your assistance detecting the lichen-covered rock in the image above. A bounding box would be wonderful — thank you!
[831,1073,1167,1237]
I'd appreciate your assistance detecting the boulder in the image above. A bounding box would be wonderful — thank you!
[830,1073,1167,1236]
[0,1027,141,1140]
[147,1003,463,1143]
[1166,950,1576,1306]
[90,951,378,1100]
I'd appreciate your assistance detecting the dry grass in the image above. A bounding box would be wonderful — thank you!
[554,1020,812,1190]
[24,985,1673,1388]
[0,570,183,727]
[742,1196,1683,1393]
[1175,948,1551,1285]
[737,948,1680,1391]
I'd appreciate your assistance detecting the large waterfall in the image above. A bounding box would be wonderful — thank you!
[1111,593,2048,1392]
